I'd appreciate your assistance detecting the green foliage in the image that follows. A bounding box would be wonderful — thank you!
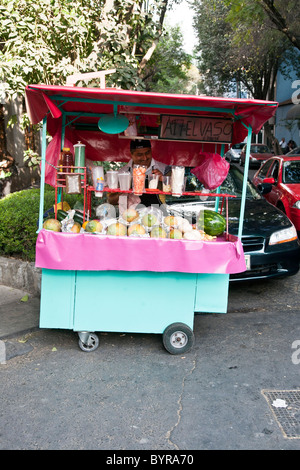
[0,0,103,96]
[0,187,82,261]
[192,0,296,99]
[144,26,193,93]
[0,0,176,96]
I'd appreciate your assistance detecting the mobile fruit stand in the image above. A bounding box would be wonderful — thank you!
[25,81,278,354]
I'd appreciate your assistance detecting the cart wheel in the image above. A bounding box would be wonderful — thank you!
[78,333,99,352]
[163,323,194,355]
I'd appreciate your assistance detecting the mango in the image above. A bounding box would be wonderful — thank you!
[70,222,81,233]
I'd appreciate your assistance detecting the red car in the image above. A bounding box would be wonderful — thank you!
[239,143,273,167]
[252,155,300,231]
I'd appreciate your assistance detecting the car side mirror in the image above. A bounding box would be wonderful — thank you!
[257,182,273,194]
[263,177,275,184]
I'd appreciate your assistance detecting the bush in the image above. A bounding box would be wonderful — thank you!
[0,187,83,261]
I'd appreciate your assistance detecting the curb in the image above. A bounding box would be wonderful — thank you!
[0,256,41,295]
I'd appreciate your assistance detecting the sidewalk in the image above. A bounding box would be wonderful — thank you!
[0,285,40,339]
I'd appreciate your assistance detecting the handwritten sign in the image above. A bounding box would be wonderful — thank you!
[159,115,233,143]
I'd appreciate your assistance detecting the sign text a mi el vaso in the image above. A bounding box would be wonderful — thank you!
[159,115,233,143]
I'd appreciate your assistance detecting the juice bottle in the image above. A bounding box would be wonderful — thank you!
[62,148,74,174]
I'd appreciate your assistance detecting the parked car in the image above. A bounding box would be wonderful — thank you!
[286,146,300,156]
[224,143,245,162]
[239,143,273,168]
[163,165,300,281]
[252,155,300,232]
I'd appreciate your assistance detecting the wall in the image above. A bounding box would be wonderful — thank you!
[275,51,300,147]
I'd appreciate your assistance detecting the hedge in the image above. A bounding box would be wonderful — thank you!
[0,187,83,261]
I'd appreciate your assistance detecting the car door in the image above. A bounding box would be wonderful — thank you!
[266,160,281,206]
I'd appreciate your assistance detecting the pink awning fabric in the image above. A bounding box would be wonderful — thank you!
[25,84,278,184]
[35,230,247,274]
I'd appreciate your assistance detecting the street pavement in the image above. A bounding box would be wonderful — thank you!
[0,272,300,451]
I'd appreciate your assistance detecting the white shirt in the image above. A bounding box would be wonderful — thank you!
[118,158,169,176]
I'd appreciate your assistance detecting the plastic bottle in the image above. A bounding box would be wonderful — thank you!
[62,148,74,174]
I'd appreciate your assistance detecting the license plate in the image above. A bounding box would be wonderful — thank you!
[244,254,251,270]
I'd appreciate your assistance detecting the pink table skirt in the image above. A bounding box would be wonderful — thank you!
[36,229,246,274]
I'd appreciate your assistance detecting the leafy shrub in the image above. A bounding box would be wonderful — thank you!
[0,187,83,261]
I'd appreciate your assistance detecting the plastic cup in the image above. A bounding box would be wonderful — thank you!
[118,172,131,191]
[148,174,159,189]
[171,166,185,197]
[106,170,119,189]
[162,176,172,192]
[133,164,147,195]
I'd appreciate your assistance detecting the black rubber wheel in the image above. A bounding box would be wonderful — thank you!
[78,333,99,352]
[163,322,195,355]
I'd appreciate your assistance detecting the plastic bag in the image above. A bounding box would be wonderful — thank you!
[191,153,230,190]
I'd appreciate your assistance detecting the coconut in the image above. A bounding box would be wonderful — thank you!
[169,228,183,239]
[183,230,203,240]
[128,224,146,236]
[150,226,167,238]
[142,213,158,227]
[107,222,127,236]
[122,208,139,223]
[164,215,178,227]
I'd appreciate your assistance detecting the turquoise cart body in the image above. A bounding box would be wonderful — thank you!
[25,83,278,353]
[40,269,229,332]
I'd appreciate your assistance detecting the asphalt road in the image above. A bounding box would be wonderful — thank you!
[1,269,300,452]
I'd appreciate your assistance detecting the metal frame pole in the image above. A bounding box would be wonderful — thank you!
[238,124,252,239]
[37,116,47,232]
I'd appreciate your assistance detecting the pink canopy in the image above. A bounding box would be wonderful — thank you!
[25,84,278,185]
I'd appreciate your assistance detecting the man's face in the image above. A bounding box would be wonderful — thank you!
[131,147,152,168]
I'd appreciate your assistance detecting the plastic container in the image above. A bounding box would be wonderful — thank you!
[62,148,74,174]
[106,170,119,189]
[133,164,147,196]
[92,165,104,197]
[73,141,85,176]
[171,166,185,197]
[118,172,131,191]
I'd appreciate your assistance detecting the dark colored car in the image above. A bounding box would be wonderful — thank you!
[239,143,273,168]
[286,146,300,156]
[163,165,300,281]
[252,155,300,232]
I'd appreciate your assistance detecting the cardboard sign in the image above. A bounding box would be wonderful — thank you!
[160,115,233,143]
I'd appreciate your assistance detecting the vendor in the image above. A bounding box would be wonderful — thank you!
[107,139,170,208]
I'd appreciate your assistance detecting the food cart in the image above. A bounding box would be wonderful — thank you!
[25,83,278,354]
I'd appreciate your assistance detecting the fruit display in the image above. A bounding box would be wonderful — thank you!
[44,201,225,241]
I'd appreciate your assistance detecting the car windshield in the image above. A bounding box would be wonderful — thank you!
[251,145,270,154]
[286,147,300,156]
[282,160,300,183]
[232,143,244,150]
[164,165,261,206]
